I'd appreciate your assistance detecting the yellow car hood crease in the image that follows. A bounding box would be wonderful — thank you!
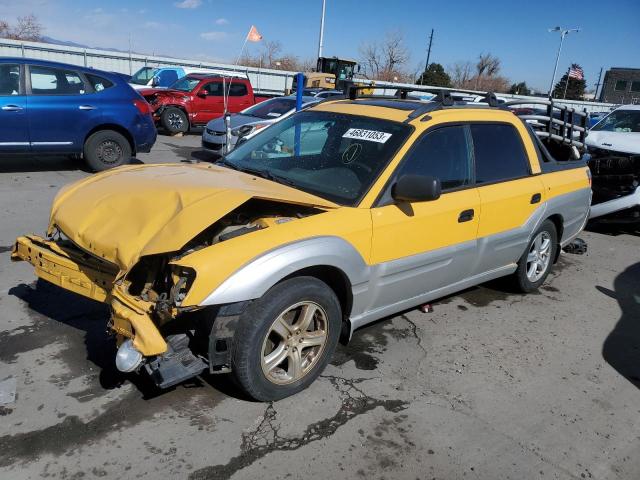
[48,163,337,270]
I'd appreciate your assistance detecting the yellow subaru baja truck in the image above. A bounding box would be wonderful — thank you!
[12,86,592,401]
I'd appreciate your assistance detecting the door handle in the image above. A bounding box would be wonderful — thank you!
[530,193,542,204]
[2,104,23,111]
[458,209,475,223]
[79,105,97,110]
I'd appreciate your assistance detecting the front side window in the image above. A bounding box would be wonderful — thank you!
[396,125,472,190]
[471,124,530,184]
[631,81,640,93]
[591,110,640,133]
[0,64,20,96]
[203,82,223,96]
[30,66,86,95]
[223,111,412,205]
[615,80,628,91]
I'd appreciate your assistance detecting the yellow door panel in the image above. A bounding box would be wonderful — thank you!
[371,188,481,264]
[476,177,545,238]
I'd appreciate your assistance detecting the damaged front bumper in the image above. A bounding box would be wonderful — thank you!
[589,186,640,220]
[12,235,169,358]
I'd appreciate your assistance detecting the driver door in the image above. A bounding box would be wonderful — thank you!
[369,125,480,310]
[192,81,224,124]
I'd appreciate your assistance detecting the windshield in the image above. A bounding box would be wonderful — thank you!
[169,76,200,92]
[592,110,640,133]
[130,67,156,86]
[223,111,412,205]
[242,97,297,119]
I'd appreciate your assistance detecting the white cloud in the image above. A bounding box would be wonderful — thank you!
[143,21,163,29]
[215,18,229,25]
[174,0,202,8]
[200,31,228,41]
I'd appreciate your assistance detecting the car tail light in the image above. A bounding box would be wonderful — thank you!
[133,99,152,115]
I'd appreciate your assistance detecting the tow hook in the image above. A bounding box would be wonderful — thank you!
[562,238,588,255]
[145,334,207,389]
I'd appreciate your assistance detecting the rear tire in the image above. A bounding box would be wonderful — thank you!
[161,107,189,135]
[231,277,342,401]
[512,219,558,293]
[83,130,132,172]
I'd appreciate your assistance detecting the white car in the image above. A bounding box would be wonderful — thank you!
[202,95,319,154]
[587,104,640,221]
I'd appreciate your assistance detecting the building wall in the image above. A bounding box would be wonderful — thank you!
[599,68,640,104]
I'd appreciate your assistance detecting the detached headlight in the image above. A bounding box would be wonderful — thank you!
[170,266,196,305]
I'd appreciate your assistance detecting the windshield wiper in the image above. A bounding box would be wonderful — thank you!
[216,158,295,187]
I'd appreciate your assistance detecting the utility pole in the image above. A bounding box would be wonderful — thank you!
[317,0,326,61]
[425,28,434,73]
[594,67,603,102]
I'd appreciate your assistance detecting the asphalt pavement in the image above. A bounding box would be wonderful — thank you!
[1,133,639,480]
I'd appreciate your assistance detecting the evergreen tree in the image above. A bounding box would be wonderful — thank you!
[416,63,452,87]
[552,64,586,100]
[508,82,531,95]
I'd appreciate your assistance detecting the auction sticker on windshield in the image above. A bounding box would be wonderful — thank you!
[342,128,392,143]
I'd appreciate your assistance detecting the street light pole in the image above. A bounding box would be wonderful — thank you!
[548,26,579,98]
[317,0,326,60]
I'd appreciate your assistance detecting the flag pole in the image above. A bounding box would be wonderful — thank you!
[223,29,251,154]
[563,66,570,99]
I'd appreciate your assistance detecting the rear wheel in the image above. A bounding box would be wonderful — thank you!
[83,130,132,171]
[513,220,558,292]
[161,107,189,135]
[231,277,341,401]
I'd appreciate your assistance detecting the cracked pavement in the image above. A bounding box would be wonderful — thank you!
[1,134,640,479]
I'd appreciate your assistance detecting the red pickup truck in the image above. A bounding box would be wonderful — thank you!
[141,73,269,135]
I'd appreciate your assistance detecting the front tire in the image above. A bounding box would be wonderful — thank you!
[161,107,189,135]
[231,277,342,401]
[513,219,558,293]
[83,130,132,171]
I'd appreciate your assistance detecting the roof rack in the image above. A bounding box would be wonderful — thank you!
[343,82,588,151]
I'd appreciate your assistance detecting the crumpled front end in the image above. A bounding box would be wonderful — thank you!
[588,149,640,221]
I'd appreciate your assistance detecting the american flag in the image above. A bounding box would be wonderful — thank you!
[568,65,584,80]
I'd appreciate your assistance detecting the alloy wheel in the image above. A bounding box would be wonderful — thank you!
[260,301,329,385]
[526,231,552,282]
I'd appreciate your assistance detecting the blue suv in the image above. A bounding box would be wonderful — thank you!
[0,58,157,171]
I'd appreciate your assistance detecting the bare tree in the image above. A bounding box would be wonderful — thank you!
[474,53,501,89]
[262,40,282,68]
[0,20,10,38]
[10,14,43,41]
[358,30,410,81]
[449,61,474,88]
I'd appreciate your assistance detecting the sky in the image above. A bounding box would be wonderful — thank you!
[1,0,639,92]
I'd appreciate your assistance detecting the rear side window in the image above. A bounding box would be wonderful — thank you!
[86,74,114,92]
[471,124,530,184]
[397,125,472,191]
[0,64,20,96]
[30,66,86,95]
[228,83,248,96]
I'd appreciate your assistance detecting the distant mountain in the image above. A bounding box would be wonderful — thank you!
[40,36,128,53]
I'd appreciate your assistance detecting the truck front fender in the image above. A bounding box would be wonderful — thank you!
[199,236,370,306]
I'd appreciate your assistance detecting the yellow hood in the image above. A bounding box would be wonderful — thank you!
[49,163,336,270]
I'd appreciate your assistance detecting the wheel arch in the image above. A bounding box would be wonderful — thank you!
[84,124,136,154]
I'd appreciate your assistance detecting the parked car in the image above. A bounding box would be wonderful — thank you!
[141,74,270,135]
[0,58,156,171]
[300,88,344,99]
[129,66,247,90]
[202,95,319,154]
[13,89,591,401]
[586,105,640,222]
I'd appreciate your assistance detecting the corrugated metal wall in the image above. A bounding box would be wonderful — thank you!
[1,37,617,112]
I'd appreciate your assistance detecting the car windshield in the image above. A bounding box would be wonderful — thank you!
[169,76,200,92]
[222,111,412,205]
[242,98,297,119]
[591,110,640,133]
[130,67,156,85]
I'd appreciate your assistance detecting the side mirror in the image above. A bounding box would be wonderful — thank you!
[197,90,208,98]
[151,76,160,87]
[391,174,441,203]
